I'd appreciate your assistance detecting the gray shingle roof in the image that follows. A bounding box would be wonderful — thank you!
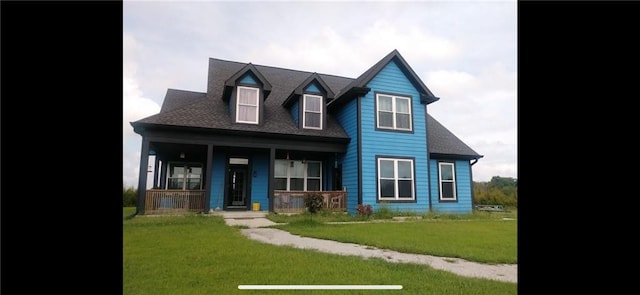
[427,114,483,160]
[160,89,207,113]
[134,58,353,139]
[131,51,481,158]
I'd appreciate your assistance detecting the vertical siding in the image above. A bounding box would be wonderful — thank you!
[335,98,359,213]
[209,151,227,210]
[429,159,473,213]
[290,100,299,126]
[251,152,269,211]
[361,60,429,213]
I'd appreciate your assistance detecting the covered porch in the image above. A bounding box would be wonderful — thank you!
[135,128,349,215]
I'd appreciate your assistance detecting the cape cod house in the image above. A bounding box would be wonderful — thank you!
[130,49,483,215]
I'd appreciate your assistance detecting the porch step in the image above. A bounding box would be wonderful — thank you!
[212,210,268,219]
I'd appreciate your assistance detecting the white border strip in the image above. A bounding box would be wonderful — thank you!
[238,285,402,290]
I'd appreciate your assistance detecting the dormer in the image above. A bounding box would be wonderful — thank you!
[282,73,335,130]
[222,63,272,125]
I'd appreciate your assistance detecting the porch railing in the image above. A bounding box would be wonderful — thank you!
[274,190,347,214]
[144,189,206,215]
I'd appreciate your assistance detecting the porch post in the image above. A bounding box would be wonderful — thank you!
[269,147,275,212]
[204,144,214,213]
[137,137,150,215]
[153,155,160,189]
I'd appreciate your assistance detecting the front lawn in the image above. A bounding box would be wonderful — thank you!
[124,210,516,294]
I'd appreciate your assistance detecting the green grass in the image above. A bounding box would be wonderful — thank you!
[267,209,516,263]
[123,207,137,220]
[273,218,516,264]
[124,208,516,294]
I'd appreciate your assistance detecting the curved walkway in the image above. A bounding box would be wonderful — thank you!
[234,220,517,283]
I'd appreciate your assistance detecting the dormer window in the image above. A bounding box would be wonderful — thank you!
[222,63,272,125]
[303,94,322,129]
[236,86,259,124]
[282,73,334,131]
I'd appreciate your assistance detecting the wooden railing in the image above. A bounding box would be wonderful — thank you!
[274,190,347,214]
[144,190,206,215]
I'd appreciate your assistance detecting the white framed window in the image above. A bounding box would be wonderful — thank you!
[303,94,323,129]
[166,162,203,190]
[377,157,414,200]
[274,160,322,191]
[438,162,457,201]
[236,86,259,124]
[376,93,412,131]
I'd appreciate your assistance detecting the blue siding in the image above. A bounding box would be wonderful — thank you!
[251,152,269,211]
[290,100,299,126]
[429,159,473,213]
[323,159,333,191]
[361,60,430,213]
[305,83,321,93]
[239,74,257,85]
[209,151,227,210]
[335,98,359,214]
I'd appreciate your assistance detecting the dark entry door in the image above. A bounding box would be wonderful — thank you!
[228,165,248,207]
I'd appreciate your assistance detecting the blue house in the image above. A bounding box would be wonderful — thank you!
[131,50,483,215]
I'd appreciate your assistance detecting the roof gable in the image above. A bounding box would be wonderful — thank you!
[329,49,439,108]
[282,72,336,108]
[222,63,272,102]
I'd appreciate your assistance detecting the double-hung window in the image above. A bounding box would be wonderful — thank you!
[303,94,322,129]
[376,93,412,131]
[377,157,415,200]
[438,162,457,201]
[236,86,259,124]
[274,160,322,191]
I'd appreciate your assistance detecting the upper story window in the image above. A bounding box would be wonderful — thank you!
[303,94,323,129]
[377,157,415,201]
[236,86,259,124]
[376,93,412,131]
[438,162,457,201]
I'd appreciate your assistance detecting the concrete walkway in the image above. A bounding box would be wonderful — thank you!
[222,215,517,284]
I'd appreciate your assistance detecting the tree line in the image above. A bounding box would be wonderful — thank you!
[473,176,517,207]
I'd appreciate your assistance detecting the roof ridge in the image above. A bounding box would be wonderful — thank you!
[209,57,356,80]
[166,88,206,95]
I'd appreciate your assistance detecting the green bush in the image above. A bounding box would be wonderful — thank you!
[304,192,324,214]
[123,186,137,207]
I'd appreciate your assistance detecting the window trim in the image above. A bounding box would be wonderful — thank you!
[236,86,259,124]
[438,161,457,201]
[274,159,322,191]
[376,156,416,202]
[302,94,323,130]
[375,92,413,132]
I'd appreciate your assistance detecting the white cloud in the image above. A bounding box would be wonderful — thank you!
[425,63,517,182]
[123,32,161,187]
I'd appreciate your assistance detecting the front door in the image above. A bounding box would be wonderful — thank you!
[227,165,248,208]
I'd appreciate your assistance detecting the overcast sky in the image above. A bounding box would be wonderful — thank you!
[123,0,517,188]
